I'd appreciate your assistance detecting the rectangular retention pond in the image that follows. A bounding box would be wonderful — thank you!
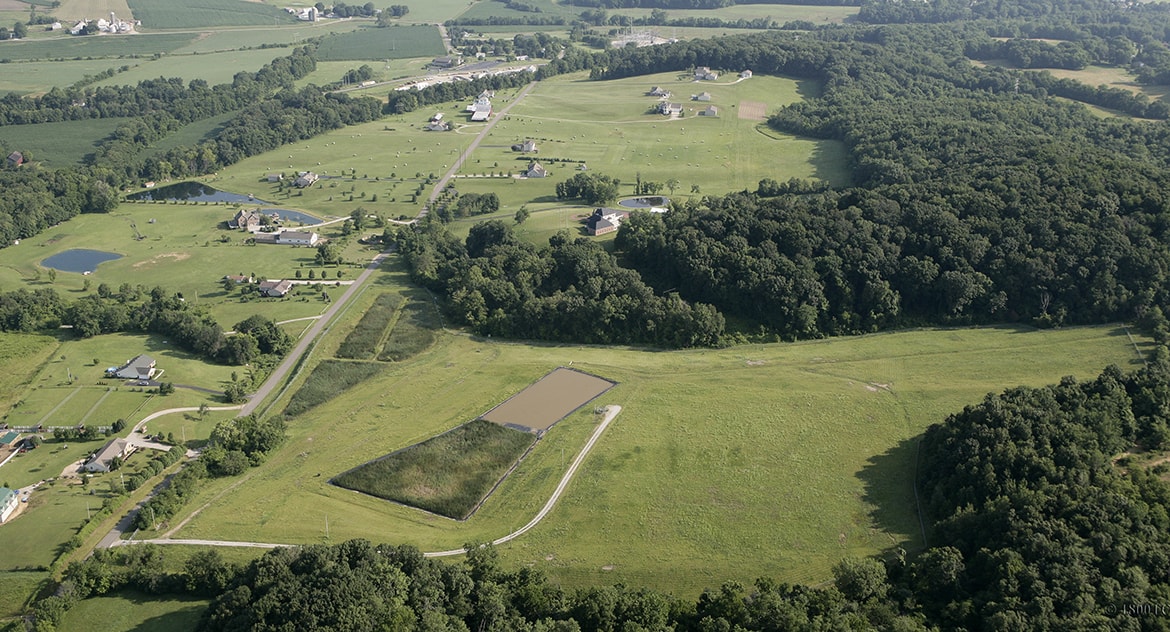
[481,367,616,433]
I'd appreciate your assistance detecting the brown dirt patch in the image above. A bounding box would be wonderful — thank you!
[481,367,615,432]
[0,0,26,9]
[132,252,190,268]
[738,100,767,121]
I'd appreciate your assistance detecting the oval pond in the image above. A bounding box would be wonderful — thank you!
[42,249,122,274]
[127,182,267,204]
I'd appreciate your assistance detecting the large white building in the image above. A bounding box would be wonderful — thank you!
[0,487,17,523]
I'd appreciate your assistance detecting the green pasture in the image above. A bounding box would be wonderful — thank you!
[1033,64,1170,102]
[54,0,133,22]
[0,333,58,420]
[314,25,446,61]
[392,0,482,25]
[211,70,842,221]
[0,200,352,329]
[93,48,303,89]
[458,0,579,22]
[0,482,94,569]
[0,118,127,166]
[138,111,237,160]
[170,303,1148,595]
[0,571,45,618]
[57,592,208,632]
[0,32,195,62]
[126,0,295,29]
[610,3,859,23]
[0,59,123,95]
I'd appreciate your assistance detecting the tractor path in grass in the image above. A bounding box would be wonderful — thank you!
[110,405,623,554]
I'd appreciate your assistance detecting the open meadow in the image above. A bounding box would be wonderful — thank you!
[0,118,128,165]
[610,3,860,23]
[209,69,846,223]
[56,592,208,632]
[314,25,446,61]
[53,0,132,22]
[126,0,295,29]
[167,283,1150,596]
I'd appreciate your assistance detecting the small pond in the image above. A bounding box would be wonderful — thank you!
[262,209,322,226]
[42,249,122,274]
[126,182,267,204]
[618,196,670,209]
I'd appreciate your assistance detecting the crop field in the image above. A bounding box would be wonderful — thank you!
[0,118,128,166]
[332,418,536,519]
[458,0,580,21]
[0,333,58,419]
[54,0,132,22]
[167,308,1149,595]
[281,359,386,418]
[126,0,295,29]
[481,367,615,432]
[56,592,208,632]
[313,25,446,62]
[0,59,125,95]
[377,293,440,361]
[336,293,403,359]
[173,21,367,54]
[0,32,196,61]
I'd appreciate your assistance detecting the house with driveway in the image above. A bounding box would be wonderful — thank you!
[258,279,294,297]
[106,355,157,381]
[0,487,17,523]
[84,438,132,473]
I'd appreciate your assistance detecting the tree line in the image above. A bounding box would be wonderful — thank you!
[394,220,724,347]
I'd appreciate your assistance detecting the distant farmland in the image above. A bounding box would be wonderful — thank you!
[314,26,446,61]
[126,0,296,28]
[0,32,195,61]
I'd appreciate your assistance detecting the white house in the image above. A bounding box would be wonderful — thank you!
[525,162,547,178]
[740,69,753,79]
[85,438,132,473]
[278,230,319,246]
[107,355,157,380]
[258,279,294,297]
[0,487,17,523]
[694,66,718,81]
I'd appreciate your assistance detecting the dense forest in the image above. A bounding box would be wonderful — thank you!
[28,356,1170,630]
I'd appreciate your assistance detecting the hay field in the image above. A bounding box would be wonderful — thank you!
[0,118,128,166]
[169,308,1148,595]
[314,25,446,61]
[53,0,132,22]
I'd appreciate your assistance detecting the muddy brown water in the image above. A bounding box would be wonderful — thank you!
[481,368,615,432]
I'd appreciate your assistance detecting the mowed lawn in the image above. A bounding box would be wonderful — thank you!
[0,200,351,329]
[57,592,208,632]
[170,307,1148,596]
[0,118,128,166]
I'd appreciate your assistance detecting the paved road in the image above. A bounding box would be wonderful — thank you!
[423,81,537,219]
[239,248,393,417]
[113,406,623,554]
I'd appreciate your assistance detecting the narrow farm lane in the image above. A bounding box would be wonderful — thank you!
[114,405,623,554]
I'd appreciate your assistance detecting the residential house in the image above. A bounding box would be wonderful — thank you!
[426,121,450,131]
[107,355,157,381]
[223,274,253,285]
[69,20,87,35]
[525,162,547,178]
[258,279,294,297]
[0,487,17,523]
[84,438,132,473]
[699,105,718,117]
[648,86,670,97]
[658,102,684,116]
[293,172,319,188]
[0,431,19,447]
[694,66,718,81]
[740,69,753,79]
[6,151,23,167]
[231,209,263,232]
[431,55,463,69]
[521,139,538,153]
[278,230,318,246]
[693,92,712,102]
[586,208,629,236]
[467,96,492,121]
[266,173,283,183]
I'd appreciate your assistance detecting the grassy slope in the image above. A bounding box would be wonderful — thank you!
[0,118,127,166]
[57,592,207,632]
[0,33,196,61]
[172,299,1148,596]
[314,25,446,61]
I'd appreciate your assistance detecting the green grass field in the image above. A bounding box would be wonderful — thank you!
[314,25,446,61]
[610,3,859,23]
[126,0,295,29]
[0,58,125,95]
[0,482,95,569]
[0,33,196,62]
[0,118,128,166]
[167,303,1149,596]
[57,592,208,632]
[93,48,306,89]
[281,359,385,417]
[208,70,845,223]
[0,570,45,618]
[54,0,133,22]
[0,333,58,420]
[332,418,536,519]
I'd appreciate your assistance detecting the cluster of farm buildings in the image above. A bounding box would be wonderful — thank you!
[51,12,138,35]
